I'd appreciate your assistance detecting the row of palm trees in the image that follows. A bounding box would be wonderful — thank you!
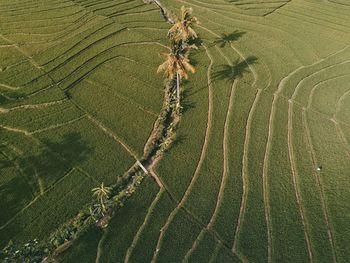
[157,6,199,108]
[89,6,199,223]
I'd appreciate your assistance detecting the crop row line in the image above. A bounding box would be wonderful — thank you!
[124,188,164,263]
[150,43,215,262]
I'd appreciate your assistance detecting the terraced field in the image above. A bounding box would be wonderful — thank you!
[1,0,350,262]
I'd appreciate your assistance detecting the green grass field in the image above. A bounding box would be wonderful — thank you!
[1,0,350,262]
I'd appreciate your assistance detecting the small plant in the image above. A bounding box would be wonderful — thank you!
[1,239,44,263]
[90,183,113,222]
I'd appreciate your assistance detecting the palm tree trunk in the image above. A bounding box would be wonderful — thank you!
[176,72,181,108]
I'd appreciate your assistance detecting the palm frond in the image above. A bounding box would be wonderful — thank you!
[182,60,196,74]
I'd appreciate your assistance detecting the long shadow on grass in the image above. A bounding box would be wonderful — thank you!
[19,132,94,190]
[182,31,248,99]
[181,87,196,114]
[212,56,258,82]
[186,56,258,100]
[213,30,246,48]
[0,132,94,248]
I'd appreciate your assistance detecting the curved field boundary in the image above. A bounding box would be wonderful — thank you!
[124,189,164,263]
[151,45,214,262]
[301,109,338,262]
[287,102,314,261]
[232,88,262,258]
[183,76,238,261]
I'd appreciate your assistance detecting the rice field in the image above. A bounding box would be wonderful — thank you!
[1,0,350,262]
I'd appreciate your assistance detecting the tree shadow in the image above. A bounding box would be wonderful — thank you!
[172,134,187,148]
[0,132,94,247]
[189,37,204,47]
[0,91,27,106]
[19,132,94,187]
[181,88,196,113]
[213,30,246,47]
[0,159,12,169]
[213,56,258,82]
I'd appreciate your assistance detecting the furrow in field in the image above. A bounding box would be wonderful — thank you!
[287,102,314,262]
[124,189,164,263]
[51,41,168,90]
[84,79,158,117]
[151,207,178,263]
[4,16,100,47]
[180,0,320,64]
[306,74,350,111]
[75,0,133,13]
[0,2,77,17]
[233,88,262,260]
[42,26,128,70]
[0,10,89,34]
[0,167,75,231]
[18,14,107,46]
[334,88,350,118]
[291,60,350,101]
[261,92,277,263]
[183,76,237,261]
[29,115,86,135]
[0,8,86,27]
[173,44,214,208]
[182,230,206,262]
[276,8,350,34]
[208,243,221,263]
[0,98,68,113]
[110,8,159,18]
[95,233,105,263]
[197,24,258,86]
[9,40,163,94]
[0,35,43,70]
[331,119,350,159]
[75,167,99,184]
[85,114,138,159]
[208,79,237,229]
[151,45,214,262]
[301,109,338,262]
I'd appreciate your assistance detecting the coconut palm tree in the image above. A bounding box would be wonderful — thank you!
[157,49,195,108]
[168,6,199,44]
[92,182,112,217]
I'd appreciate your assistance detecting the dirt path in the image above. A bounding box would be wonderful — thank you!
[306,74,350,111]
[288,49,350,262]
[334,87,350,118]
[261,93,278,263]
[302,110,337,262]
[332,119,350,159]
[183,73,237,261]
[178,44,213,207]
[232,88,262,260]
[287,102,314,262]
[124,189,164,263]
[0,34,43,70]
[208,79,237,229]
[0,99,68,113]
[182,230,206,262]
[85,114,138,159]
[197,24,258,87]
[150,44,215,263]
[95,229,107,263]
[208,244,221,263]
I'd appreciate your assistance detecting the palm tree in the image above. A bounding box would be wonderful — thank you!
[168,6,199,44]
[157,50,195,108]
[92,182,112,217]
